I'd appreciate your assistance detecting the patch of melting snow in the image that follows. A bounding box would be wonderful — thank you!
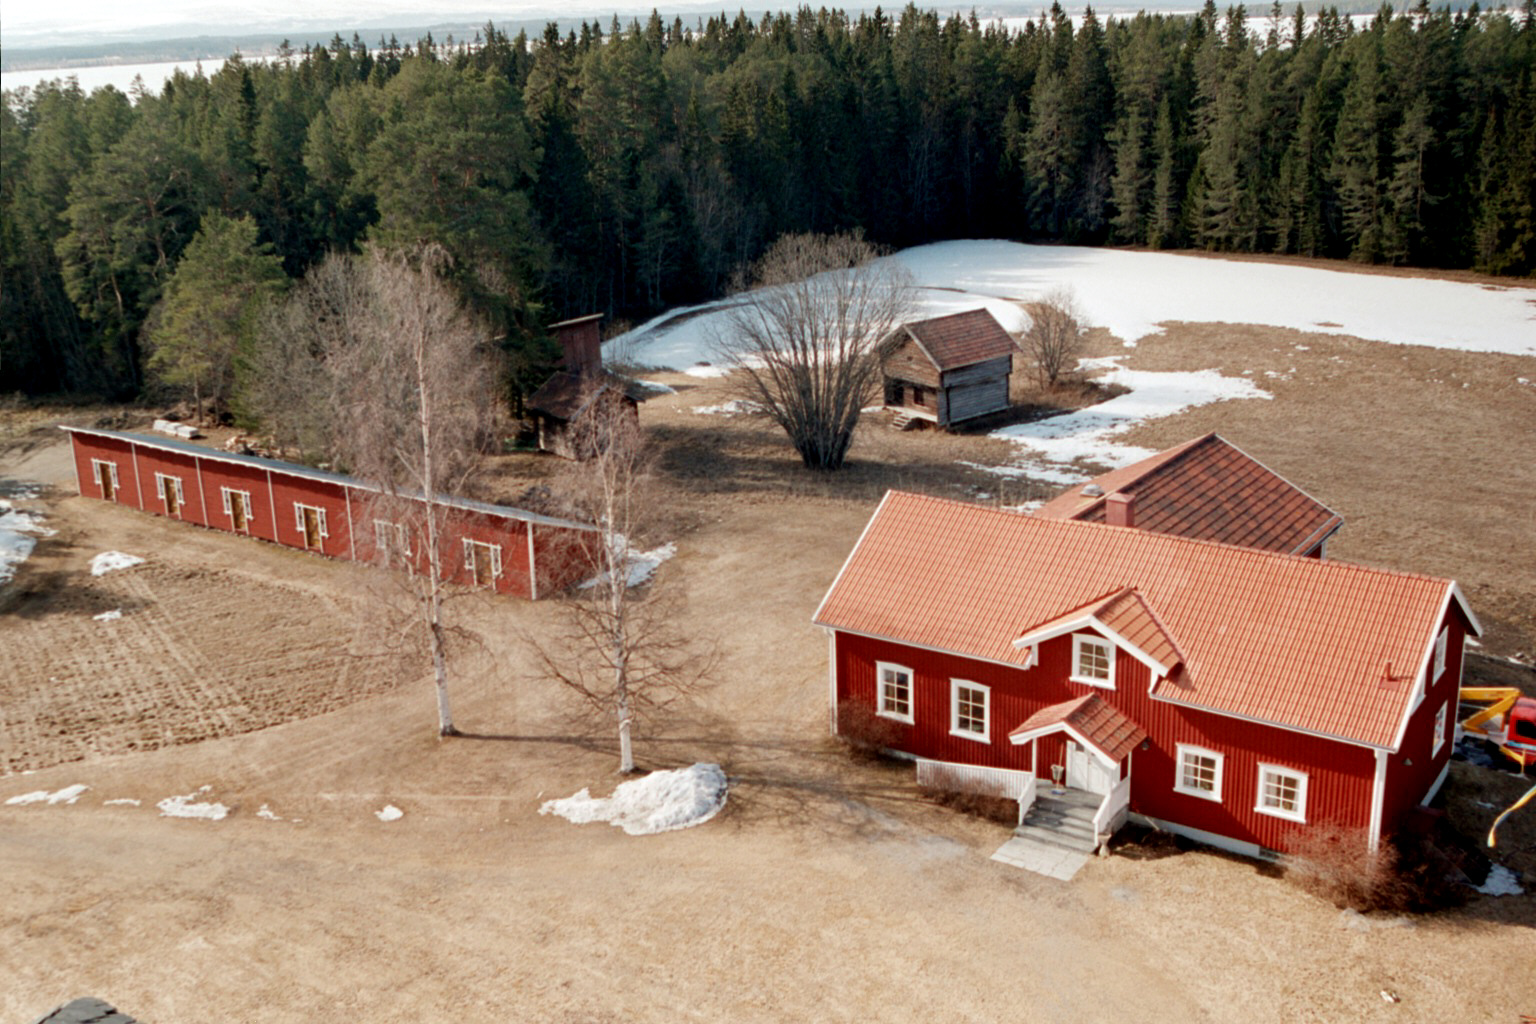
[257,804,282,821]
[157,786,229,820]
[103,798,141,806]
[375,804,403,822]
[979,357,1270,484]
[692,399,762,416]
[634,379,677,394]
[93,609,123,622]
[579,538,677,590]
[1474,864,1523,897]
[6,784,89,805]
[90,551,145,576]
[540,763,728,836]
[0,507,53,584]
[684,363,729,378]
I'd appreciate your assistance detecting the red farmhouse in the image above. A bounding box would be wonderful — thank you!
[814,490,1480,858]
[63,426,595,599]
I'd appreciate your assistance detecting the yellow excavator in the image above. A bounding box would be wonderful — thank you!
[1458,686,1536,848]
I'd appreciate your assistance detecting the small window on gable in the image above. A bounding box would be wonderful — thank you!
[1071,634,1115,689]
[1255,764,1307,822]
[1432,627,1448,684]
[876,662,913,724]
[949,680,989,742]
[1432,702,1448,757]
[1175,744,1223,802]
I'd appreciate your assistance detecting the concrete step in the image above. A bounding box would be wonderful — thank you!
[1013,822,1097,855]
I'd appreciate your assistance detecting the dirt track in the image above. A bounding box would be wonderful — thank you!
[2,317,1534,1023]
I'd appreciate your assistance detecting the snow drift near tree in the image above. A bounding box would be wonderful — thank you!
[540,763,728,836]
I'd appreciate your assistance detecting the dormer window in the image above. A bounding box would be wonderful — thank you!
[1071,634,1115,689]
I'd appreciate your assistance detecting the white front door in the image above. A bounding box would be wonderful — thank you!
[1065,740,1115,796]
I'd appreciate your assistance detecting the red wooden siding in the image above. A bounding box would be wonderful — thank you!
[1379,609,1469,836]
[65,429,593,601]
[834,628,1379,854]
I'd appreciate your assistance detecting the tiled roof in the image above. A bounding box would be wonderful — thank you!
[1033,433,1343,555]
[899,309,1017,371]
[814,491,1476,750]
[1009,694,1147,762]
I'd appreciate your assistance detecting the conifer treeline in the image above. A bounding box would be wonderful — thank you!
[3,2,1533,397]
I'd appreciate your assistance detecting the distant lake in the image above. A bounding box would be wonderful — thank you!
[2,58,250,97]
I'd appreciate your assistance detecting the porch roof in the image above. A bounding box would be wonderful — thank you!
[1008,694,1147,763]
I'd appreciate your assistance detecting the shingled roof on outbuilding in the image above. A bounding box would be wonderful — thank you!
[894,308,1017,371]
[1033,433,1343,556]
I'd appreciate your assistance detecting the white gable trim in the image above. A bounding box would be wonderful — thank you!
[1386,582,1479,754]
[1367,748,1389,854]
[1008,720,1120,768]
[1011,615,1174,677]
[810,490,895,627]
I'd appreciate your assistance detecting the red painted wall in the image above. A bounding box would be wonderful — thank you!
[130,446,211,527]
[1380,608,1470,835]
[834,629,1380,853]
[196,460,281,542]
[71,434,142,510]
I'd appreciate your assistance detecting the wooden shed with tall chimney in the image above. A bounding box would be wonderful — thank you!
[527,313,646,459]
[881,308,1015,429]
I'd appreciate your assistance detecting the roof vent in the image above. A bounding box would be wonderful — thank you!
[1082,484,1104,497]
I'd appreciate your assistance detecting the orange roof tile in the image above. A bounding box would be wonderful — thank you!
[1009,695,1148,763]
[814,491,1477,750]
[1033,434,1343,555]
[898,309,1017,371]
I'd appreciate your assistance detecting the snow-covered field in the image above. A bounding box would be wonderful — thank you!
[540,763,729,836]
[607,240,1533,482]
[0,487,53,585]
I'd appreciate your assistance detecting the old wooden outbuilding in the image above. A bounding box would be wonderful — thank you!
[528,314,645,459]
[63,426,596,599]
[881,309,1015,428]
[815,490,1479,859]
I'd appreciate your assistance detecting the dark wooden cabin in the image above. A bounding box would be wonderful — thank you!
[528,314,644,459]
[881,309,1015,428]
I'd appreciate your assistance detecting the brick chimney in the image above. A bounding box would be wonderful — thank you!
[1105,491,1136,528]
[550,313,604,379]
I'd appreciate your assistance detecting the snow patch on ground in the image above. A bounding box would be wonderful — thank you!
[978,357,1270,483]
[0,507,53,584]
[104,798,141,806]
[540,763,728,836]
[633,379,677,394]
[1475,864,1523,896]
[257,804,282,820]
[93,609,123,622]
[692,400,763,416]
[6,784,88,805]
[157,786,229,820]
[375,804,403,822]
[580,538,677,590]
[90,551,145,576]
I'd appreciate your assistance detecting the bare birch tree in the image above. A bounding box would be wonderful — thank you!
[252,246,501,736]
[715,232,914,470]
[1021,287,1087,389]
[535,386,711,772]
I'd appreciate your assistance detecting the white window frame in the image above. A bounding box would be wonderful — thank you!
[1255,763,1308,823]
[462,538,503,583]
[374,519,411,564]
[1174,743,1224,802]
[1432,701,1448,757]
[1432,627,1448,684]
[949,679,990,743]
[1070,633,1115,689]
[875,661,914,725]
[221,488,254,530]
[155,472,185,516]
[91,459,119,496]
[294,503,329,539]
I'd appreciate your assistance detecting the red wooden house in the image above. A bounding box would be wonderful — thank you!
[814,490,1480,859]
[63,426,596,599]
[1034,433,1343,557]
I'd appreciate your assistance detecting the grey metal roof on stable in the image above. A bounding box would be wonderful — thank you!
[30,997,139,1024]
[61,426,595,532]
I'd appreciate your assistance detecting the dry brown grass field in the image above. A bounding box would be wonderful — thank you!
[1,314,1533,1024]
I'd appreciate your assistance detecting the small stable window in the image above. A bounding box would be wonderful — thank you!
[1432,702,1448,757]
[1071,634,1115,689]
[155,473,184,517]
[92,459,119,501]
[462,539,502,586]
[875,661,914,724]
[949,679,989,742]
[1255,764,1307,823]
[221,488,253,532]
[1432,627,1448,684]
[1175,744,1223,802]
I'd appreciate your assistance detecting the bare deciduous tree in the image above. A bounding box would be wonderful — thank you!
[1021,287,1087,389]
[715,232,914,471]
[534,386,711,772]
[251,246,501,737]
